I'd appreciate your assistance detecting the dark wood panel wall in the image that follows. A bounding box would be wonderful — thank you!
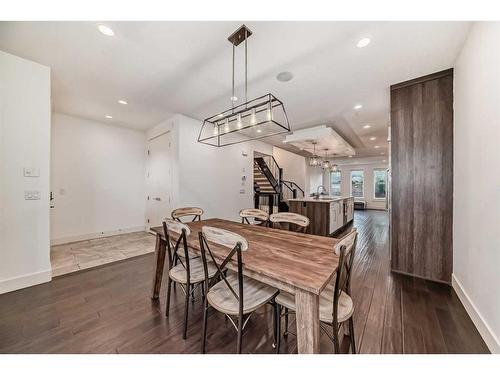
[390,69,453,283]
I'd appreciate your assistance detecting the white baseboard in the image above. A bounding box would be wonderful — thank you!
[50,225,146,245]
[452,273,500,353]
[0,269,52,295]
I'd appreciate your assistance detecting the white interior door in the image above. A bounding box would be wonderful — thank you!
[146,132,172,229]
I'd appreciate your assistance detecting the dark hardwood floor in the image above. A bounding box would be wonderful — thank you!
[0,211,489,354]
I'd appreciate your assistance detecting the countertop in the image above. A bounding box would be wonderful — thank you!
[288,196,354,203]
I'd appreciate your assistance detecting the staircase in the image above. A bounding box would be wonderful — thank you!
[253,156,304,214]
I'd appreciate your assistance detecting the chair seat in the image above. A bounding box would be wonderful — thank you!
[207,273,278,316]
[169,257,217,284]
[276,287,354,323]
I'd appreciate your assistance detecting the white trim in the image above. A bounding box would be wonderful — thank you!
[452,273,500,353]
[50,226,146,246]
[0,269,52,295]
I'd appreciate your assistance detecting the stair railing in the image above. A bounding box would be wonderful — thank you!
[281,180,305,202]
[254,157,282,194]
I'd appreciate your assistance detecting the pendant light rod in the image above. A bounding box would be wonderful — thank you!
[245,28,248,106]
[232,43,235,112]
[228,25,252,111]
[199,25,290,147]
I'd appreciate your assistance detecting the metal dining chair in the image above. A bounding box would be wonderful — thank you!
[239,208,270,226]
[162,219,218,339]
[274,229,358,354]
[171,207,204,222]
[198,226,279,354]
[170,207,204,262]
[269,212,310,233]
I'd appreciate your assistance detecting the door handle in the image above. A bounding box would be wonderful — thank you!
[153,197,161,201]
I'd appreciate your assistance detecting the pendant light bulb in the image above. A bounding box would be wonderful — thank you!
[224,118,230,132]
[266,102,273,122]
[236,114,242,129]
[250,108,257,125]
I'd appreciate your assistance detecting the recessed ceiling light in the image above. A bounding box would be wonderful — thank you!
[98,24,115,36]
[230,96,238,102]
[363,124,371,129]
[357,37,371,48]
[374,145,380,149]
[354,104,363,110]
[256,129,262,133]
[348,155,353,158]
[276,71,294,82]
[118,100,128,105]
[370,137,376,141]
[105,115,113,119]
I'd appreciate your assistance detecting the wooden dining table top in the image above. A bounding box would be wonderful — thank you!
[150,218,340,295]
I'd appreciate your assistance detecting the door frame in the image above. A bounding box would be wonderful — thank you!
[146,130,173,232]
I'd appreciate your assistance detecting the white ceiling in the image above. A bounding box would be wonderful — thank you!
[0,21,471,158]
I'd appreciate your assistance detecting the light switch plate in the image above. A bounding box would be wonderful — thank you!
[25,190,41,200]
[24,167,40,177]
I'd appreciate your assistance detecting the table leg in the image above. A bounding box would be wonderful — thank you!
[295,289,320,354]
[150,234,167,300]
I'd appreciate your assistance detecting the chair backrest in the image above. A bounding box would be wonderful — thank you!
[163,219,192,280]
[269,212,310,233]
[198,226,248,317]
[334,229,357,256]
[171,207,204,222]
[332,231,358,324]
[239,208,269,225]
[334,229,357,293]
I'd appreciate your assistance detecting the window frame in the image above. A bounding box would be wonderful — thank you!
[350,169,364,198]
[373,168,387,200]
[330,170,342,197]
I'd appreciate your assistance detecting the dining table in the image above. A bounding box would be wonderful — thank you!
[150,218,341,354]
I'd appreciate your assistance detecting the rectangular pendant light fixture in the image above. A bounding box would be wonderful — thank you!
[198,25,290,147]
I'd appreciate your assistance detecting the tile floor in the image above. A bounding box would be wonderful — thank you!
[50,231,156,277]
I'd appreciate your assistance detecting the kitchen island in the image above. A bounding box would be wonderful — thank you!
[288,196,354,237]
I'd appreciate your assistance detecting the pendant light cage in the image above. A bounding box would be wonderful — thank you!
[321,149,331,170]
[199,93,290,147]
[199,25,290,147]
[309,142,320,167]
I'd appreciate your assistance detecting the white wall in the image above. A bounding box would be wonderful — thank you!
[272,146,307,194]
[147,114,274,222]
[322,162,389,209]
[453,22,500,353]
[0,51,52,293]
[307,165,324,197]
[50,113,146,243]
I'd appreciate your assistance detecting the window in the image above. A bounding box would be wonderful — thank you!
[330,171,341,197]
[373,169,387,199]
[350,170,364,198]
